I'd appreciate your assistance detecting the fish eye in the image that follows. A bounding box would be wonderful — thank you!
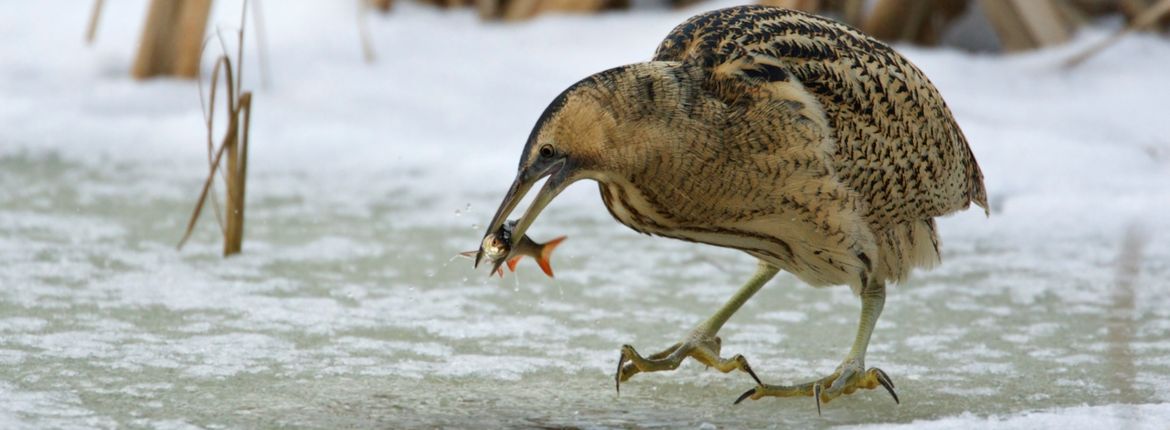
[539,144,555,159]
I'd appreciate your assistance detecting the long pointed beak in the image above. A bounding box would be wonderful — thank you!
[475,161,566,269]
[507,176,562,250]
[475,177,533,267]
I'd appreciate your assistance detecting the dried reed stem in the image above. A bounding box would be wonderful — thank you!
[132,0,213,79]
[177,1,254,257]
[1065,0,1170,68]
[223,93,252,255]
[86,0,105,44]
[1108,224,1145,403]
[252,0,273,89]
[358,0,378,63]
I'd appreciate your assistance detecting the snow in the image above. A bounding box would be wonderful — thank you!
[3,0,1170,428]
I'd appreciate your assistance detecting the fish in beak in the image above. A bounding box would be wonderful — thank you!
[460,223,567,278]
[506,234,567,277]
[474,154,572,274]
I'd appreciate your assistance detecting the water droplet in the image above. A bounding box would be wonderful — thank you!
[471,223,480,230]
[461,277,468,282]
[425,269,436,278]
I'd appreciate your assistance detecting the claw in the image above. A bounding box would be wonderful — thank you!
[734,387,757,405]
[735,366,897,411]
[615,349,627,394]
[739,357,763,386]
[872,368,899,404]
[873,367,895,389]
[813,382,823,416]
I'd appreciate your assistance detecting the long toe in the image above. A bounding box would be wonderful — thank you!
[733,364,899,412]
[615,343,686,392]
[615,337,760,392]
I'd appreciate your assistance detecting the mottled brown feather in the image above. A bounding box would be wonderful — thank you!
[524,5,987,291]
[653,6,988,224]
[649,6,987,283]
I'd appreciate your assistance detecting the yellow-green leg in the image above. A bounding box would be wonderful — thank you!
[615,262,780,392]
[735,279,898,414]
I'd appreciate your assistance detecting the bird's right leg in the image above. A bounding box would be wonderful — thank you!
[733,279,898,413]
[615,262,779,392]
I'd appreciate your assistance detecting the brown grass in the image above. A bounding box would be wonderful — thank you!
[177,1,255,257]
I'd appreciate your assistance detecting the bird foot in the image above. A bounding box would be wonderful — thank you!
[615,335,761,393]
[733,359,898,415]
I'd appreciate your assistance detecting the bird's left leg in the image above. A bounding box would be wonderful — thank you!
[735,279,898,413]
[615,263,779,392]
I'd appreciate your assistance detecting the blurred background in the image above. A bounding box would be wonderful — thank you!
[2,0,1169,428]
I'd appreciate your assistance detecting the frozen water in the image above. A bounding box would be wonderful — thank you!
[2,0,1169,428]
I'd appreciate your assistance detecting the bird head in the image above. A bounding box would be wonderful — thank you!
[475,62,703,269]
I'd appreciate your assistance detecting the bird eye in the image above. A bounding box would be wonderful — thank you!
[539,144,555,159]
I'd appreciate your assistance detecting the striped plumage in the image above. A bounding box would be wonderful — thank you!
[653,6,988,286]
[526,5,985,292]
[477,5,986,407]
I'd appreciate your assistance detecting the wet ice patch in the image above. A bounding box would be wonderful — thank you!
[2,0,1170,427]
[0,382,115,429]
[844,403,1170,430]
[174,333,297,378]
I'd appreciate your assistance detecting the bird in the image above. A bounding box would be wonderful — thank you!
[475,5,987,411]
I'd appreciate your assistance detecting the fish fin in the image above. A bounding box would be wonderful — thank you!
[506,256,522,272]
[537,236,567,278]
[495,267,504,278]
[459,250,477,258]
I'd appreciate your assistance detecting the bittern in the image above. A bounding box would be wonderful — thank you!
[475,5,987,410]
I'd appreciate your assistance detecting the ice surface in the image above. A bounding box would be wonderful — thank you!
[2,0,1169,428]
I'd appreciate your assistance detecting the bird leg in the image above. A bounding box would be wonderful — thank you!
[734,280,898,414]
[615,263,779,392]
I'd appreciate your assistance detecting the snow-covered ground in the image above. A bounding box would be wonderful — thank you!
[2,0,1169,428]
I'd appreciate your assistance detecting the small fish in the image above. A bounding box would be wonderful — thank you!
[479,229,511,262]
[504,233,567,277]
[461,221,566,278]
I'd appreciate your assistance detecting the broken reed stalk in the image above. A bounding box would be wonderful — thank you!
[251,0,273,89]
[224,92,252,256]
[358,0,378,63]
[1065,0,1170,68]
[86,0,105,44]
[177,1,254,257]
[1108,224,1145,403]
[132,0,213,79]
[370,0,395,12]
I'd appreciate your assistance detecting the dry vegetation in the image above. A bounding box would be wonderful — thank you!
[177,3,255,257]
[374,0,1170,53]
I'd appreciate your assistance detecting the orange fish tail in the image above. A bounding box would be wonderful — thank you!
[506,256,522,272]
[537,236,567,278]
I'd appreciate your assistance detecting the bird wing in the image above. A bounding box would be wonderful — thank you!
[653,6,988,228]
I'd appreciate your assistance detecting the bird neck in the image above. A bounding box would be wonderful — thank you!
[582,62,725,178]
